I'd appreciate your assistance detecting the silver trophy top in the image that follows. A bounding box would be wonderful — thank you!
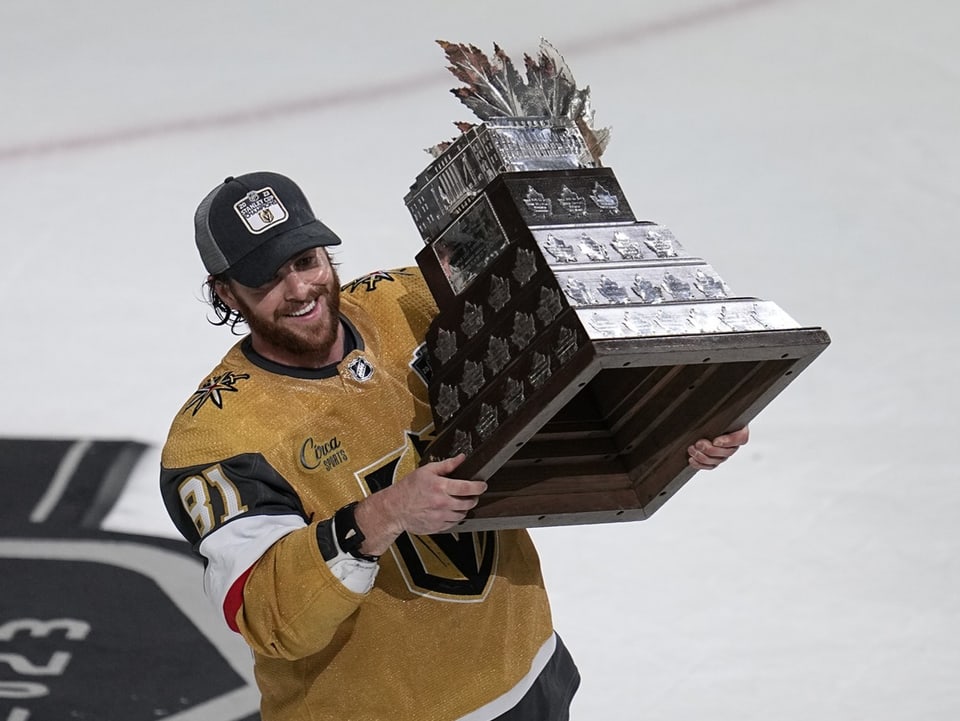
[427,38,611,164]
[406,39,613,243]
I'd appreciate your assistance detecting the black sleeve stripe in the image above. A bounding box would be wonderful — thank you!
[160,452,308,549]
[315,518,338,562]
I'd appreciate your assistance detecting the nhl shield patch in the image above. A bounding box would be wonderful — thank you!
[234,186,289,234]
[347,356,374,382]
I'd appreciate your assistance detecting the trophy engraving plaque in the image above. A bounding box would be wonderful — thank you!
[406,40,830,530]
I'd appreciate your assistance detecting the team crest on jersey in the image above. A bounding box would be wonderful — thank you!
[410,343,432,386]
[347,356,374,382]
[342,269,413,293]
[358,430,498,602]
[182,371,250,416]
[233,187,289,234]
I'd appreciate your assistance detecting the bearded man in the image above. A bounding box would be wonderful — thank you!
[160,171,748,721]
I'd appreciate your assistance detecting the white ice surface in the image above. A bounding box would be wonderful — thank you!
[2,1,959,719]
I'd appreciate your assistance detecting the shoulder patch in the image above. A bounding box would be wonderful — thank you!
[182,371,250,416]
[342,269,414,294]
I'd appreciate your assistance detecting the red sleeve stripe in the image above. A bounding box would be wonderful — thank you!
[223,566,255,633]
[198,513,306,620]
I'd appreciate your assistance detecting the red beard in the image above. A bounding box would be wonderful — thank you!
[235,273,342,365]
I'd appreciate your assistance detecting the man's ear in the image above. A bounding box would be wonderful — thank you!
[213,277,240,311]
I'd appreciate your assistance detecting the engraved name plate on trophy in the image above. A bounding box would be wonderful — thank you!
[406,40,830,530]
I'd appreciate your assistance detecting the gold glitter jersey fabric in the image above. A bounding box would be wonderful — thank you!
[161,268,554,721]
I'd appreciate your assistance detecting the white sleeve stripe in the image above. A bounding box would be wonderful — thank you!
[455,633,556,721]
[198,513,306,612]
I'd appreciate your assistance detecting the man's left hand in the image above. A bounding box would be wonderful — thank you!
[687,426,750,470]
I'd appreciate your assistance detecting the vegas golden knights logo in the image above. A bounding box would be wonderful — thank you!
[362,433,497,600]
[259,208,274,224]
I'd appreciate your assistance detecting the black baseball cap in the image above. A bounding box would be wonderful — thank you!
[194,171,342,287]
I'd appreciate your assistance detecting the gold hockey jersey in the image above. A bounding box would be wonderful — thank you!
[161,268,554,721]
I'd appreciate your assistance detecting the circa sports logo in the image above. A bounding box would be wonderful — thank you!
[182,371,250,416]
[300,435,349,472]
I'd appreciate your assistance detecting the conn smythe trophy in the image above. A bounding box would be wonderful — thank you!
[405,40,830,530]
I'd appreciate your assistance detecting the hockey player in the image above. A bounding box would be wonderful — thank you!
[160,171,748,721]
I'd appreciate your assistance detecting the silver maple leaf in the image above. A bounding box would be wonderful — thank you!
[429,38,611,160]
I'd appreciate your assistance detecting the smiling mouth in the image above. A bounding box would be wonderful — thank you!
[286,299,318,318]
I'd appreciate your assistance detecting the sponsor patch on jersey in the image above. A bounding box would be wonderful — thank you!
[182,371,250,416]
[347,356,374,382]
[300,435,350,472]
[233,186,289,234]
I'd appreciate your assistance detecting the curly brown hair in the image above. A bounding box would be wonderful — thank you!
[204,275,246,334]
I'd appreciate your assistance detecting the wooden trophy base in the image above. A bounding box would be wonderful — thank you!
[448,324,828,530]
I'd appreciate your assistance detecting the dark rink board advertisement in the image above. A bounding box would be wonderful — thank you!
[0,439,260,721]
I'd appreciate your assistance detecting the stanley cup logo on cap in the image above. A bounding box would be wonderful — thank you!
[233,187,289,234]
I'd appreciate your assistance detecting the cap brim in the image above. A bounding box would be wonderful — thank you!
[227,220,342,288]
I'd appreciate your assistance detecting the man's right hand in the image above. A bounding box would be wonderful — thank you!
[353,454,487,556]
